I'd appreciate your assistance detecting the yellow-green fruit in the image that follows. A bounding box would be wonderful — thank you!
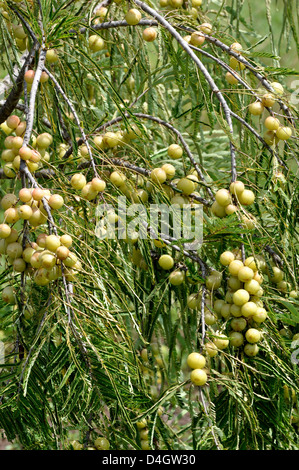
[200,22,212,34]
[244,343,259,357]
[221,303,231,319]
[230,56,245,71]
[245,328,261,343]
[215,189,232,207]
[60,234,72,248]
[249,101,264,116]
[187,352,206,369]
[262,93,275,108]
[161,163,176,179]
[190,368,207,386]
[158,254,174,270]
[169,270,185,286]
[45,235,61,252]
[229,331,244,347]
[1,193,18,210]
[89,35,105,52]
[225,72,238,85]
[177,178,195,195]
[142,27,158,42]
[125,8,142,25]
[187,293,200,309]
[252,307,267,323]
[214,333,229,350]
[205,311,217,325]
[94,437,110,450]
[270,82,284,95]
[228,260,244,277]
[150,168,167,185]
[205,342,218,357]
[238,189,255,206]
[110,171,126,187]
[91,178,106,192]
[268,266,284,283]
[230,304,242,317]
[244,256,258,271]
[214,299,225,315]
[220,251,235,266]
[190,31,205,46]
[238,266,254,283]
[289,291,298,299]
[233,289,250,306]
[230,42,243,52]
[140,439,150,450]
[276,126,292,141]
[241,301,258,318]
[206,271,222,290]
[211,201,227,218]
[0,224,11,239]
[227,276,242,291]
[244,279,260,295]
[230,317,247,331]
[46,49,59,63]
[136,418,147,430]
[2,286,15,304]
[264,116,280,131]
[71,173,87,190]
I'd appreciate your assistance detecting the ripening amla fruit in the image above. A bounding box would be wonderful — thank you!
[125,9,142,25]
[158,254,174,270]
[215,189,231,207]
[89,35,105,52]
[187,352,206,369]
[169,270,185,286]
[249,101,264,116]
[213,333,229,350]
[220,251,235,266]
[245,328,261,343]
[71,173,87,190]
[190,368,207,386]
[150,168,167,185]
[167,144,183,160]
[276,126,292,141]
[233,289,250,306]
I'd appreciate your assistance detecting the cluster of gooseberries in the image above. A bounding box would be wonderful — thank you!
[136,418,151,450]
[70,436,110,451]
[212,180,256,229]
[70,173,106,201]
[1,115,53,177]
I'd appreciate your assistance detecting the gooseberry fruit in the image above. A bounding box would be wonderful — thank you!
[187,352,206,369]
[190,368,207,386]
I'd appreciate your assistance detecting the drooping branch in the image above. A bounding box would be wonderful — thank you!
[0,43,38,125]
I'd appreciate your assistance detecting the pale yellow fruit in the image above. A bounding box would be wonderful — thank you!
[264,116,280,131]
[190,31,205,46]
[230,317,247,331]
[211,201,227,218]
[220,251,235,266]
[229,331,244,347]
[45,235,61,252]
[158,254,174,270]
[125,9,141,25]
[245,328,261,343]
[228,260,244,277]
[169,270,185,286]
[241,301,258,318]
[262,93,275,108]
[190,368,207,386]
[205,342,218,357]
[177,178,195,195]
[244,343,259,356]
[252,307,267,323]
[238,266,254,283]
[150,168,167,185]
[215,189,231,207]
[249,101,264,116]
[187,352,206,369]
[71,173,86,190]
[213,333,229,350]
[229,180,245,196]
[238,189,255,206]
[233,289,250,306]
[276,126,292,141]
[142,27,157,41]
